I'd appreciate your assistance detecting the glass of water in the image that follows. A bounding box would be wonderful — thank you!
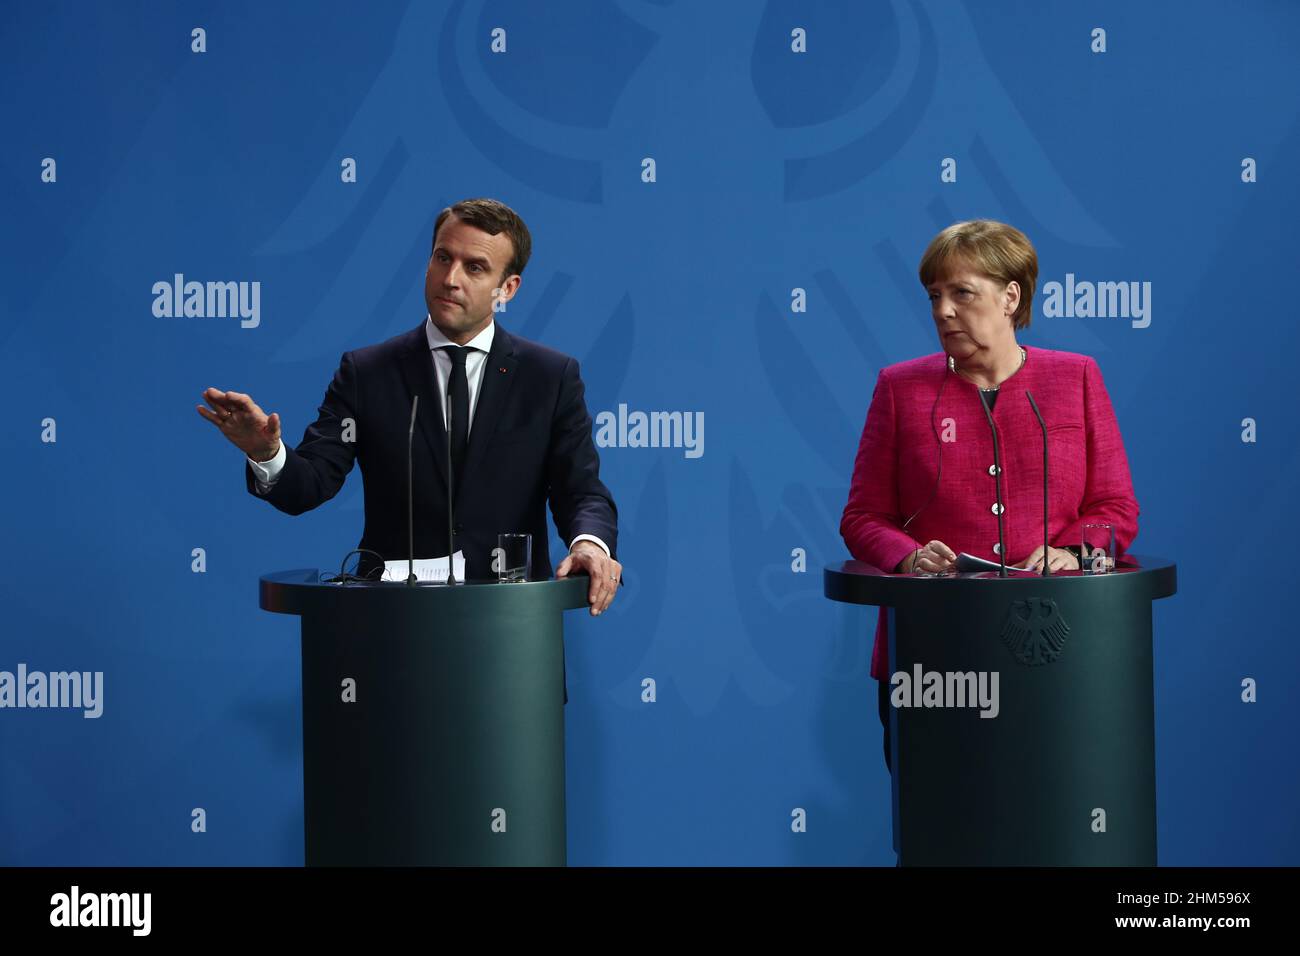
[496,533,532,583]
[1081,523,1115,574]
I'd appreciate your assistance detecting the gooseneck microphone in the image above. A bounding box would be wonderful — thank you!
[1026,391,1050,577]
[977,391,1009,578]
[406,395,419,586]
[445,365,458,586]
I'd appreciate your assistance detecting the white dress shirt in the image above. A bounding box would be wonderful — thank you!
[249,316,609,558]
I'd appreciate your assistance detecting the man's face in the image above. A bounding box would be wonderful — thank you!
[424,215,521,344]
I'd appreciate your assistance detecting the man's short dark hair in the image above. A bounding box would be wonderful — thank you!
[432,198,532,280]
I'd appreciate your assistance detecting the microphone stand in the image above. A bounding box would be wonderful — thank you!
[1026,391,1050,577]
[977,392,1009,578]
[446,365,458,586]
[406,395,419,586]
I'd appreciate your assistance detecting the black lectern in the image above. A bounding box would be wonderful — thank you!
[825,557,1177,865]
[260,570,590,866]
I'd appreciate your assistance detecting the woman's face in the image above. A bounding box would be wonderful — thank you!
[927,261,1020,363]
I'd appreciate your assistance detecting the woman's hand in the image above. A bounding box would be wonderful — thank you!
[1014,545,1079,573]
[898,540,956,574]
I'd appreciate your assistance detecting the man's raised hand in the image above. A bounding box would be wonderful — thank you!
[197,388,281,462]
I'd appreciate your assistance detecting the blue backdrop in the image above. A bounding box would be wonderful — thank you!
[3,0,1297,865]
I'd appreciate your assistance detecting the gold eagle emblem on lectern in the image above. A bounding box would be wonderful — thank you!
[1001,598,1070,666]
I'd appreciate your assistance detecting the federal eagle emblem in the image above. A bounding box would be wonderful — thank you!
[1001,598,1070,666]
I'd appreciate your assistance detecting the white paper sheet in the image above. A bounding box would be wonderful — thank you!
[382,551,466,583]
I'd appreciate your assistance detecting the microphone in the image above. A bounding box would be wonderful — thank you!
[406,395,419,586]
[445,363,458,586]
[1026,391,1050,577]
[977,391,1009,577]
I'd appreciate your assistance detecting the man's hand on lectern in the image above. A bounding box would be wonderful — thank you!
[197,387,282,463]
[556,540,623,617]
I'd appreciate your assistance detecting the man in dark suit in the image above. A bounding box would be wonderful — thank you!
[197,198,622,615]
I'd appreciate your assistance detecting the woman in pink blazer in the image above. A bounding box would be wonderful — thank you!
[839,220,1140,769]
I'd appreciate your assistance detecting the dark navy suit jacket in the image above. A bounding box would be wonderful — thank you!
[245,320,618,580]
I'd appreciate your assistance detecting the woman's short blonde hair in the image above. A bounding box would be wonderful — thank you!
[918,220,1039,329]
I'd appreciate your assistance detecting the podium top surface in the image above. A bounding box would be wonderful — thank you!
[824,555,1176,608]
[258,568,592,617]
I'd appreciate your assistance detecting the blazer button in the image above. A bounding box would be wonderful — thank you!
[988,464,1001,476]
[453,524,463,534]
[993,542,1001,555]
[991,503,1004,515]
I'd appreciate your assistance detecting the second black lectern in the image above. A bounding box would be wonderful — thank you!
[826,557,1177,866]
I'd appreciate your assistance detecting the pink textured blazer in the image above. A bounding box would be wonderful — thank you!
[839,346,1140,680]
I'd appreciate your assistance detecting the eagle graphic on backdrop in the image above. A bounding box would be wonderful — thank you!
[1001,598,1071,666]
[251,0,1111,708]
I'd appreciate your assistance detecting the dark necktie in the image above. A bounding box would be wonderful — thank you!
[443,345,470,494]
